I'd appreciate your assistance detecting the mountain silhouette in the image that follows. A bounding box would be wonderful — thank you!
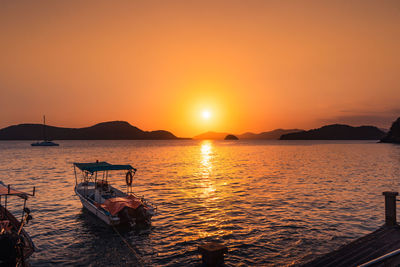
[380,117,400,143]
[239,129,303,139]
[193,131,230,140]
[280,124,385,140]
[194,129,303,140]
[0,121,178,140]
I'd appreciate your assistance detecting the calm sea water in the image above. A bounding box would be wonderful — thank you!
[0,140,400,266]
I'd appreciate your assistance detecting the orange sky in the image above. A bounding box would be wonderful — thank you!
[1,1,399,137]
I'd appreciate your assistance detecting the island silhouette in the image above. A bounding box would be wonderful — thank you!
[0,121,179,140]
[193,129,303,140]
[224,134,239,140]
[280,124,386,140]
[0,120,397,141]
[380,117,400,143]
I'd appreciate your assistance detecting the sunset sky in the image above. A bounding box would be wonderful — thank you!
[1,1,399,137]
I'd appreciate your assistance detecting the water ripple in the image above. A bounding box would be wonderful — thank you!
[0,140,399,266]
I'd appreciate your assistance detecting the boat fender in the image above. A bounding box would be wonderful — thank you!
[126,171,133,186]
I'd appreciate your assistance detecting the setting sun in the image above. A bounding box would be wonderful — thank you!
[202,110,211,120]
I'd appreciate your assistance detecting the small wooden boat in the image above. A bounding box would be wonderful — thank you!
[0,182,35,266]
[74,161,156,227]
[31,115,59,146]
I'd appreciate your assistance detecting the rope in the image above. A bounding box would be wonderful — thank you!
[112,226,146,267]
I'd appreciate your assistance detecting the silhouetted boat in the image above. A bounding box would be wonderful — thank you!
[74,161,156,227]
[0,182,35,266]
[31,116,59,146]
[31,141,59,146]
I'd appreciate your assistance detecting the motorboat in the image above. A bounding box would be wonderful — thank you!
[0,182,35,266]
[31,115,59,146]
[74,161,156,227]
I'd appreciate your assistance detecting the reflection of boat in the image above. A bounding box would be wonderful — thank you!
[31,116,59,146]
[74,161,156,227]
[0,182,35,266]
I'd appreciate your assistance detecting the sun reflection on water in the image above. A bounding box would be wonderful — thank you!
[199,141,216,198]
[200,140,212,171]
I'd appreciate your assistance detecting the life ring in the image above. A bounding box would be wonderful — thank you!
[126,171,133,186]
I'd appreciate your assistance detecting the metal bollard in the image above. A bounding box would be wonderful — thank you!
[383,191,398,226]
[198,242,228,266]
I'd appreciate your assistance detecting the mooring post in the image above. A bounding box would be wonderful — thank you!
[383,191,398,226]
[198,242,228,266]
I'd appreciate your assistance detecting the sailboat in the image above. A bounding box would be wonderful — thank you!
[31,116,59,146]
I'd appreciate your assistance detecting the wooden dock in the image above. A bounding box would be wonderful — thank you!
[303,192,400,267]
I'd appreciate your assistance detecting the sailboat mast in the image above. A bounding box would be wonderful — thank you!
[43,115,46,141]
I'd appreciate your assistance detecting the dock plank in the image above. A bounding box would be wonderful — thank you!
[302,225,400,267]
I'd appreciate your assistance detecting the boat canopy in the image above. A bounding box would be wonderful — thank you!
[0,181,29,199]
[74,162,136,174]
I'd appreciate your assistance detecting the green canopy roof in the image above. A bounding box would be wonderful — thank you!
[74,162,136,173]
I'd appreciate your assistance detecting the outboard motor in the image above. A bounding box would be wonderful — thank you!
[117,205,150,227]
[118,207,136,226]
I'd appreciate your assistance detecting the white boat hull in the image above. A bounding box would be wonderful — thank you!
[31,141,59,146]
[75,186,120,226]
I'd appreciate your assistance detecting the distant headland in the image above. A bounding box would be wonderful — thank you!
[0,121,181,140]
[380,117,400,143]
[280,124,386,140]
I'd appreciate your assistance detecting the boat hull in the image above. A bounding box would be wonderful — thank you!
[31,141,59,146]
[0,205,34,265]
[75,182,155,227]
[75,187,120,226]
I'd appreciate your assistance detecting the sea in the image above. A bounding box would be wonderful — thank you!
[0,140,399,266]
